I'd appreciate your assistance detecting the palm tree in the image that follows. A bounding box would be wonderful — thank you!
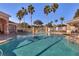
[44,4,59,24]
[16,7,28,30]
[16,10,23,24]
[22,7,28,29]
[44,5,51,16]
[28,4,35,26]
[44,5,51,23]
[20,22,29,28]
[51,3,59,27]
[16,7,28,24]
[51,3,59,13]
[46,22,53,27]
[60,17,64,25]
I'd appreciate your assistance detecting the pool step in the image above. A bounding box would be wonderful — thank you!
[13,36,63,56]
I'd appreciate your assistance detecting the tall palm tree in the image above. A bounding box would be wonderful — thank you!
[28,4,35,26]
[21,7,28,29]
[44,5,51,23]
[16,7,28,30]
[16,10,23,24]
[16,7,28,24]
[60,17,64,25]
[46,22,53,27]
[51,3,59,28]
[44,5,51,16]
[51,3,59,13]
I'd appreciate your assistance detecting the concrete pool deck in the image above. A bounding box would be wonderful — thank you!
[0,40,8,44]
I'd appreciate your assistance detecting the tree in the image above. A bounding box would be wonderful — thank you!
[44,5,51,23]
[44,5,51,16]
[16,7,28,30]
[51,3,59,13]
[28,4,35,26]
[44,4,59,25]
[60,17,64,25]
[51,3,59,26]
[20,22,29,28]
[33,20,43,26]
[16,10,23,24]
[46,21,53,27]
[16,7,28,24]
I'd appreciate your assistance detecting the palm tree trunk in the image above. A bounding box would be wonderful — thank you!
[19,20,21,25]
[61,21,63,26]
[19,20,21,24]
[30,14,33,33]
[30,14,32,26]
[23,17,26,31]
[19,20,22,30]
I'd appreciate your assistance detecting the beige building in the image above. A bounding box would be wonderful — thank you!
[9,21,17,33]
[55,25,67,32]
[67,17,79,34]
[0,11,17,34]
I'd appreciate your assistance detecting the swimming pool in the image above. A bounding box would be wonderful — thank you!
[0,35,79,56]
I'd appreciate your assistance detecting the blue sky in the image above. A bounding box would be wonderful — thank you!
[0,3,79,25]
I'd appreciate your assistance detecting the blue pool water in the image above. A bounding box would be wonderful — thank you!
[0,35,79,56]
